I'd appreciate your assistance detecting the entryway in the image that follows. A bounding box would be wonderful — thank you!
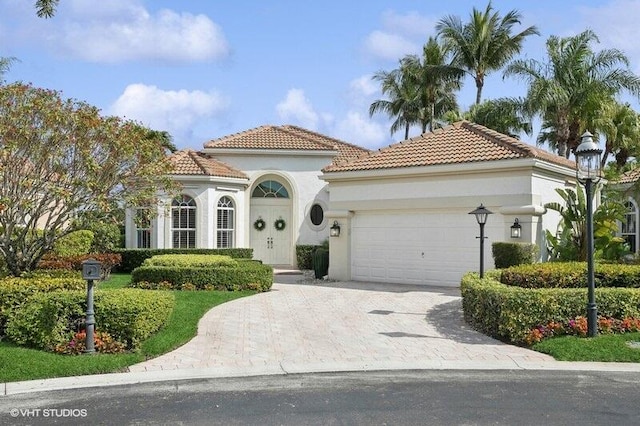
[250,179,292,265]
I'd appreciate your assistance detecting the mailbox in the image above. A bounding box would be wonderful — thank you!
[82,259,102,280]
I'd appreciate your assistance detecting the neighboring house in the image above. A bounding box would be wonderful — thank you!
[124,125,370,266]
[125,121,579,286]
[612,168,640,253]
[321,121,578,286]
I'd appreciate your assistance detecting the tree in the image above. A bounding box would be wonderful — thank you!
[146,129,178,154]
[436,2,539,105]
[0,83,177,275]
[465,98,531,138]
[35,0,59,18]
[402,37,463,133]
[593,102,640,169]
[505,30,640,158]
[0,57,17,84]
[369,65,422,140]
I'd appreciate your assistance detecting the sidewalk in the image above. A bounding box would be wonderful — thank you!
[4,271,640,395]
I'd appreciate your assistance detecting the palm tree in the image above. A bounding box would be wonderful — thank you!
[465,97,531,138]
[369,65,422,140]
[402,37,463,132]
[436,2,539,105]
[145,130,178,154]
[505,30,640,158]
[0,57,16,84]
[594,102,640,169]
[35,0,59,18]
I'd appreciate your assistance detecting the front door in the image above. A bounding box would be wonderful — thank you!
[250,202,291,265]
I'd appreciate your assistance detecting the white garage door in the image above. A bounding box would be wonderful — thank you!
[351,210,483,286]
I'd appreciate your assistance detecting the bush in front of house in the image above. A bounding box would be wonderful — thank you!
[296,245,321,270]
[37,252,122,280]
[52,230,95,257]
[142,254,239,268]
[492,242,539,269]
[115,248,253,272]
[5,288,174,351]
[500,262,640,288]
[461,271,640,344]
[0,276,86,336]
[130,258,272,292]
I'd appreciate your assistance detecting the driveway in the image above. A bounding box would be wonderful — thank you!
[128,272,554,375]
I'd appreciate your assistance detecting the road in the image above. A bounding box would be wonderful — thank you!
[1,370,639,425]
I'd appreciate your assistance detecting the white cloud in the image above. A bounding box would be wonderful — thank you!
[276,89,320,130]
[364,30,420,61]
[381,10,435,38]
[51,0,229,63]
[334,111,388,149]
[110,83,229,138]
[349,74,378,98]
[363,10,435,61]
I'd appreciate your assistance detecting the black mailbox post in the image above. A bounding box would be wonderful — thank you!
[82,259,101,354]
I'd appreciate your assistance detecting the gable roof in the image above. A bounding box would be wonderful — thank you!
[616,168,640,184]
[323,121,576,173]
[203,124,370,165]
[168,149,248,179]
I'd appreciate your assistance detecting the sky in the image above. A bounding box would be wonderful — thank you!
[1,0,640,151]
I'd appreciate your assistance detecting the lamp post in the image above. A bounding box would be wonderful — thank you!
[575,131,602,337]
[469,204,493,278]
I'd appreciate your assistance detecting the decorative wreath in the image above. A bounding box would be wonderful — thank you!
[274,218,286,231]
[253,218,266,231]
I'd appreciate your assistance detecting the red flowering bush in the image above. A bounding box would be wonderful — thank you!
[54,330,126,355]
[525,316,640,345]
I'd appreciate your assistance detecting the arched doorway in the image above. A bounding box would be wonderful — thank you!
[250,179,292,265]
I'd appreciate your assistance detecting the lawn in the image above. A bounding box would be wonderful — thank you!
[0,273,255,383]
[533,332,640,362]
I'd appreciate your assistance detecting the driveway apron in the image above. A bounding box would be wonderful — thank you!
[128,274,554,374]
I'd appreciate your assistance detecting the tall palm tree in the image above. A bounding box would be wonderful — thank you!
[436,2,539,105]
[402,37,463,133]
[145,129,178,154]
[594,101,640,169]
[35,0,59,18]
[369,66,422,140]
[505,30,640,158]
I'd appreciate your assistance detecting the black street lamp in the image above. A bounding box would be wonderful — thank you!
[469,204,493,278]
[575,131,602,337]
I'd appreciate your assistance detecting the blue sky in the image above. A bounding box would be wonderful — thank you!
[1,0,640,151]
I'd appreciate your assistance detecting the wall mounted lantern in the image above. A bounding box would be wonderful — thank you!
[575,130,602,337]
[510,218,522,239]
[330,221,341,237]
[469,204,493,278]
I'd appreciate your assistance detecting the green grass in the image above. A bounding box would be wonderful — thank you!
[533,332,640,362]
[0,274,255,382]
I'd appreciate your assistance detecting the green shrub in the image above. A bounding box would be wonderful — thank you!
[5,289,174,350]
[461,272,640,344]
[492,242,539,269]
[115,248,253,272]
[52,230,95,257]
[0,276,85,335]
[83,222,122,253]
[143,254,238,268]
[313,248,329,279]
[131,262,273,292]
[500,262,640,288]
[296,245,321,270]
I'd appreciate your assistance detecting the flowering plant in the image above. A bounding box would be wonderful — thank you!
[524,316,640,345]
[54,330,126,355]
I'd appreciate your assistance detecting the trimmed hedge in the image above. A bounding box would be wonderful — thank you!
[142,254,238,268]
[461,271,640,344]
[115,248,253,272]
[131,261,273,292]
[52,230,94,257]
[0,276,86,336]
[296,245,321,270]
[5,289,174,350]
[500,262,640,288]
[492,242,539,269]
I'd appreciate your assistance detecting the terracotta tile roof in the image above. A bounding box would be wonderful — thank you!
[616,168,640,184]
[168,149,248,179]
[203,124,370,164]
[323,121,577,172]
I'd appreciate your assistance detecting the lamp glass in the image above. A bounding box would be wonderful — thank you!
[330,221,340,237]
[468,204,493,225]
[510,219,522,239]
[575,131,602,182]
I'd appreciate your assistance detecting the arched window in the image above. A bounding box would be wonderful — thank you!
[172,195,196,248]
[621,200,638,253]
[217,196,235,248]
[135,208,152,249]
[252,180,289,198]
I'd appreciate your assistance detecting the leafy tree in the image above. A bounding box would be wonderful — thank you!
[593,102,640,169]
[35,0,58,18]
[505,30,640,158]
[401,37,463,133]
[465,97,531,138]
[545,188,628,262]
[436,2,539,105]
[0,83,177,275]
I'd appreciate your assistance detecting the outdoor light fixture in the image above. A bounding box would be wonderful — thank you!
[469,204,493,278]
[575,131,602,337]
[330,220,341,237]
[510,218,522,239]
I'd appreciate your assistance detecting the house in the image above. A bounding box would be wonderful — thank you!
[124,125,370,266]
[125,121,579,286]
[612,168,640,253]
